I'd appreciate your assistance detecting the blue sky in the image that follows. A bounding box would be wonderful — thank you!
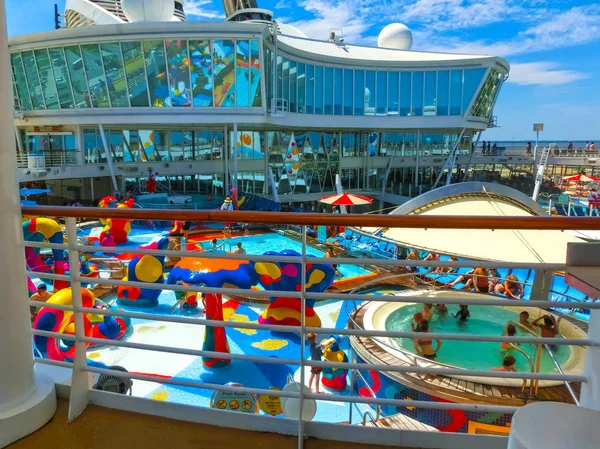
[6,0,599,141]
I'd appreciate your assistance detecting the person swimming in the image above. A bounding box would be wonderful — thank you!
[501,323,518,351]
[492,355,517,372]
[413,320,442,360]
[411,312,424,332]
[533,314,559,339]
[421,303,433,321]
[519,311,536,332]
[435,304,448,315]
[454,304,470,321]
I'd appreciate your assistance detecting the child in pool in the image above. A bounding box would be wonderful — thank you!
[435,304,448,315]
[492,355,517,372]
[454,305,470,321]
[501,323,518,352]
[421,303,433,321]
[411,312,424,332]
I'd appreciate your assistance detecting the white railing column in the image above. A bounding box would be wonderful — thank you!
[65,218,93,422]
[298,225,307,448]
[581,309,600,410]
[0,0,56,445]
[530,270,553,301]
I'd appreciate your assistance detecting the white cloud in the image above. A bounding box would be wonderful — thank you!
[274,0,291,9]
[507,62,588,85]
[184,0,224,19]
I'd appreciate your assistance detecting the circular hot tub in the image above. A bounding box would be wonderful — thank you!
[362,290,586,387]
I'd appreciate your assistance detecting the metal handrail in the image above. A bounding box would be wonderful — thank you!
[544,343,580,405]
[362,411,376,426]
[505,320,537,394]
[354,369,381,422]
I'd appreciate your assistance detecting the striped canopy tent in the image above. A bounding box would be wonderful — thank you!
[563,174,600,183]
[319,193,373,206]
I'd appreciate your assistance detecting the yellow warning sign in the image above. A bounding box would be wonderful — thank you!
[259,388,284,416]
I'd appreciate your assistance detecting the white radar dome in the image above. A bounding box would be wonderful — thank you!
[121,0,175,23]
[377,23,413,50]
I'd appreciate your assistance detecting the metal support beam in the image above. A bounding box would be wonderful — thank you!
[98,124,119,194]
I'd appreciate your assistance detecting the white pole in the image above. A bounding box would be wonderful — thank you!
[0,0,56,443]
[98,124,119,194]
[232,122,238,191]
[581,309,600,410]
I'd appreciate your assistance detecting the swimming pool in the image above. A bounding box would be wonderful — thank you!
[135,193,224,209]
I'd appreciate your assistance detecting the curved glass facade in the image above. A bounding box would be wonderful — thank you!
[11,39,263,110]
[270,51,488,117]
[470,68,504,118]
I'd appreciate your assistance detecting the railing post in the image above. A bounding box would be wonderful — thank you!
[298,225,307,449]
[530,269,553,301]
[581,309,600,410]
[65,217,92,422]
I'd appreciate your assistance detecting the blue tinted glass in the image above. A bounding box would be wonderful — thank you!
[450,70,462,115]
[424,71,436,116]
[412,71,423,116]
[21,51,45,109]
[64,45,91,108]
[314,66,323,114]
[189,39,213,107]
[388,72,399,115]
[48,48,74,109]
[282,58,289,107]
[235,40,250,107]
[165,40,191,107]
[250,40,261,107]
[343,69,352,115]
[306,64,314,113]
[297,62,305,113]
[354,70,364,116]
[100,43,129,108]
[143,40,169,107]
[463,68,486,114]
[80,44,109,107]
[213,39,235,107]
[324,67,333,114]
[289,60,297,112]
[365,70,375,116]
[11,53,32,110]
[334,68,342,115]
[400,72,410,116]
[34,49,59,109]
[376,71,387,115]
[121,41,150,107]
[437,70,449,116]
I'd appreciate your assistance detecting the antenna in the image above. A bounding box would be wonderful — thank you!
[54,3,65,29]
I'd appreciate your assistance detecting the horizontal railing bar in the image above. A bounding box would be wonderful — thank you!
[21,206,600,230]
[77,306,300,334]
[304,393,519,413]
[24,241,67,250]
[80,336,301,365]
[83,366,301,399]
[34,358,74,369]
[26,271,71,281]
[31,329,77,341]
[29,300,73,311]
[304,359,586,381]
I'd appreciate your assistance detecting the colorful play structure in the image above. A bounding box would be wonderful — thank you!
[98,196,134,245]
[117,237,169,307]
[321,335,349,391]
[33,288,129,361]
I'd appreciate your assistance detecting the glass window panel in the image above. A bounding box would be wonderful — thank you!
[462,68,486,114]
[11,53,32,110]
[213,39,235,107]
[143,40,169,107]
[276,56,282,101]
[400,72,411,116]
[314,66,323,114]
[354,70,364,116]
[121,41,149,107]
[437,70,449,116]
[305,64,314,114]
[189,39,213,107]
[109,130,124,162]
[250,40,262,107]
[235,40,250,107]
[47,48,74,109]
[411,71,424,116]
[365,70,375,116]
[424,71,436,116]
[34,49,59,110]
[213,130,224,159]
[282,57,289,107]
[376,71,387,115]
[297,62,305,113]
[334,68,342,115]
[289,60,297,112]
[324,67,333,115]
[64,45,91,108]
[450,70,462,116]
[343,69,352,115]
[80,44,110,107]
[100,43,129,107]
[165,40,191,107]
[387,72,399,115]
[21,51,45,109]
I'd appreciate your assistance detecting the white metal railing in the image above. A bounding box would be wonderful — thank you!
[22,210,600,448]
[18,151,80,169]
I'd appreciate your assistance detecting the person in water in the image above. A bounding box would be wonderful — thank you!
[413,320,442,360]
[492,355,517,372]
[421,303,433,321]
[532,314,559,339]
[411,313,424,332]
[454,304,470,321]
[324,246,341,276]
[501,323,518,352]
[519,311,536,332]
[435,304,448,315]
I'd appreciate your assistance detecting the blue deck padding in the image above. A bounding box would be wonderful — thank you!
[566,287,588,302]
[551,276,569,295]
[496,268,509,280]
[509,269,530,284]
[555,205,569,216]
[522,284,532,299]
